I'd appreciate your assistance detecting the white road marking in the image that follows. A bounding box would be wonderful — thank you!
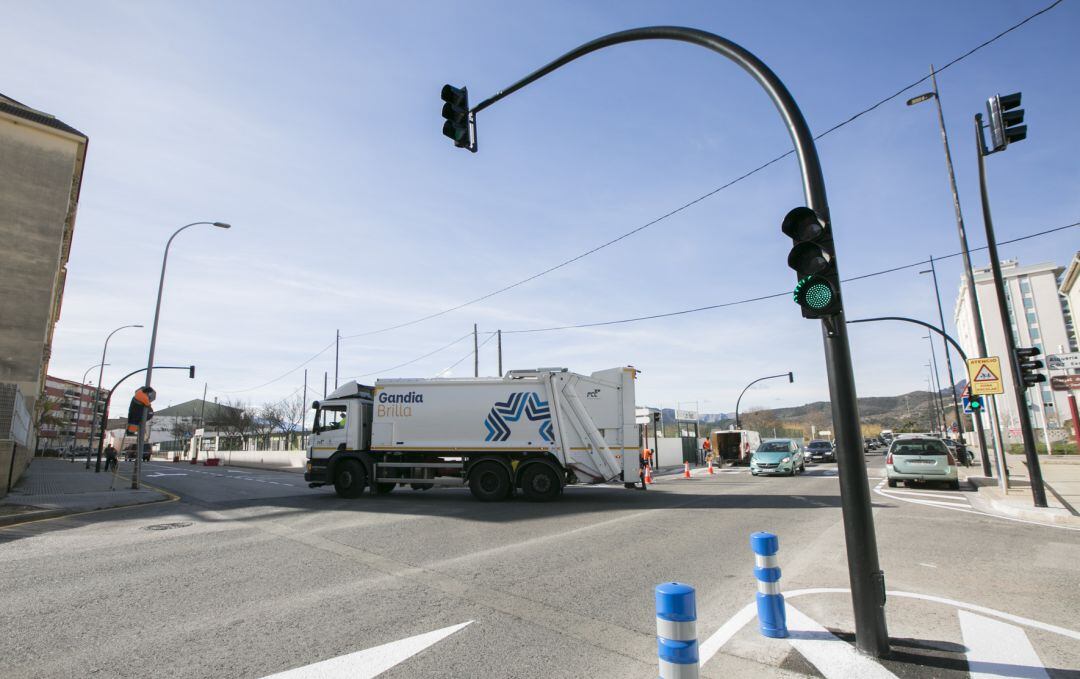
[259,621,471,679]
[872,480,1080,531]
[959,610,1050,679]
[885,489,967,500]
[918,562,938,568]
[701,588,1080,668]
[785,605,898,678]
[145,473,188,477]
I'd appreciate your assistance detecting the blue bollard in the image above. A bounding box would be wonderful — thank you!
[655,582,699,678]
[751,531,788,638]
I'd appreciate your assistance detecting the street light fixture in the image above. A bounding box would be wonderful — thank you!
[735,372,794,430]
[907,64,997,477]
[73,362,107,460]
[89,324,143,471]
[134,221,230,489]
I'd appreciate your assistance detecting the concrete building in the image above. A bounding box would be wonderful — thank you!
[955,259,1074,439]
[37,375,110,452]
[0,94,88,435]
[1059,251,1080,354]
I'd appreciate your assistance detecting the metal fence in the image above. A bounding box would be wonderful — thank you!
[0,383,31,446]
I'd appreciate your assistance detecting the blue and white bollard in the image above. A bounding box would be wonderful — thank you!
[655,582,699,678]
[751,531,788,638]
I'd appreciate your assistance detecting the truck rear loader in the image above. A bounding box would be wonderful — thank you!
[305,367,640,501]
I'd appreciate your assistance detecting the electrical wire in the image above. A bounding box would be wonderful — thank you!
[344,331,478,380]
[435,331,498,377]
[217,340,336,395]
[338,1,1062,340]
[500,220,1079,333]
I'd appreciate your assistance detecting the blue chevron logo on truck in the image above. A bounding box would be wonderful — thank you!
[484,392,553,442]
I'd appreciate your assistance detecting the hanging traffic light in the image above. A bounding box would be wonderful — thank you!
[1015,347,1046,388]
[441,84,475,151]
[782,207,842,318]
[986,92,1026,152]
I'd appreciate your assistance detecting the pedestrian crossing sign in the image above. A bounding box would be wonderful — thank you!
[967,357,1004,395]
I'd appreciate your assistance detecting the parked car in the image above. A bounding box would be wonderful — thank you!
[942,439,973,467]
[123,443,152,462]
[886,436,960,490]
[806,439,835,463]
[750,439,805,476]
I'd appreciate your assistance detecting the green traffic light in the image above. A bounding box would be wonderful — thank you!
[804,281,833,309]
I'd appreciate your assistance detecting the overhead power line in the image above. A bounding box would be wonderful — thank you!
[338,1,1062,340]
[436,331,497,377]
[344,331,478,380]
[501,221,1079,333]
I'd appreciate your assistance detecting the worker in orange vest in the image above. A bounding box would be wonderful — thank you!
[702,437,712,466]
[639,448,653,490]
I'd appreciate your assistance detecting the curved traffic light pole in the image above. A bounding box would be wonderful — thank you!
[94,365,195,473]
[735,372,794,430]
[462,26,889,656]
[847,316,996,477]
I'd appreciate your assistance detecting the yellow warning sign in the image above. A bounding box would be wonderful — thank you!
[967,357,1004,395]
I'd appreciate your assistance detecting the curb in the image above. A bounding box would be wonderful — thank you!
[0,474,178,529]
[965,476,1080,527]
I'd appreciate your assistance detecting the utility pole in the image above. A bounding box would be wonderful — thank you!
[975,110,1046,507]
[334,329,340,389]
[497,329,503,377]
[907,66,995,476]
[920,255,967,446]
[302,369,308,437]
[473,324,479,378]
[926,335,948,433]
[323,372,328,398]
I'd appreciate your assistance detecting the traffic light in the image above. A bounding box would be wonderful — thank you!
[441,84,475,151]
[1015,347,1046,388]
[968,395,983,413]
[125,387,156,434]
[986,92,1026,152]
[782,207,842,318]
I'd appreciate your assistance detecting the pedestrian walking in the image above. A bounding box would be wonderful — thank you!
[638,449,649,490]
[104,444,118,471]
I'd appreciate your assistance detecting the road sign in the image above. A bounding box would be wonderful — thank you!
[1050,375,1080,391]
[967,357,1004,395]
[194,428,205,437]
[675,409,698,421]
[1047,352,1080,370]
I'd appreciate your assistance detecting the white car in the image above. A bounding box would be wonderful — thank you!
[886,436,960,490]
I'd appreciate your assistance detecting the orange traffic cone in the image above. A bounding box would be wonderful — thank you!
[683,462,691,479]
[645,465,653,484]
[708,460,715,475]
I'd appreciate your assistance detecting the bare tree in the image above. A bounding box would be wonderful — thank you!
[212,398,255,448]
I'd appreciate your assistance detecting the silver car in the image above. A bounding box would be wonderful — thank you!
[886,436,960,490]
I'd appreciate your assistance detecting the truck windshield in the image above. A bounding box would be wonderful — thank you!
[315,404,347,432]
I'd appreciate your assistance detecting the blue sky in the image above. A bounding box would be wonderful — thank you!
[3,1,1078,418]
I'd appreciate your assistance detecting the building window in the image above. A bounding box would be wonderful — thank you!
[1042,389,1053,403]
[1026,312,1038,325]
[1020,279,1031,293]
[1023,297,1034,309]
[1030,327,1040,340]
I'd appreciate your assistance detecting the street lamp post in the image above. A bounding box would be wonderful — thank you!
[919,256,968,447]
[73,363,107,461]
[89,324,142,470]
[735,372,794,430]
[906,65,996,477]
[134,221,230,490]
[925,335,948,434]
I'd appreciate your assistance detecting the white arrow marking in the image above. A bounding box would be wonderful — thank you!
[785,605,898,679]
[146,473,188,477]
[259,621,472,679]
[959,610,1049,679]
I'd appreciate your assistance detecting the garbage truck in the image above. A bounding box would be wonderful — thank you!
[305,367,640,501]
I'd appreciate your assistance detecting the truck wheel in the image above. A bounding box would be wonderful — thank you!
[375,482,396,494]
[521,464,561,502]
[334,460,367,498]
[469,462,511,502]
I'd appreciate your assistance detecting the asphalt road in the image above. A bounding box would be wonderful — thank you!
[1,457,1077,678]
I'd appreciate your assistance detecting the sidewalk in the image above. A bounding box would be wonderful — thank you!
[0,458,173,527]
[965,454,1080,527]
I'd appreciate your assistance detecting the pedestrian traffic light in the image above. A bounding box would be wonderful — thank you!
[968,395,983,412]
[126,387,156,434]
[782,207,841,318]
[441,84,475,151]
[986,92,1026,152]
[1015,347,1046,388]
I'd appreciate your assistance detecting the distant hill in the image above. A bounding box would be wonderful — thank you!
[658,389,957,435]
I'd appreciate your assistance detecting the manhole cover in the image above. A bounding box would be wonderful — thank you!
[143,521,192,531]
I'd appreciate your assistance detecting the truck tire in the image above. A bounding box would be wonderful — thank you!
[334,459,367,498]
[469,461,511,502]
[520,464,561,502]
[375,482,396,494]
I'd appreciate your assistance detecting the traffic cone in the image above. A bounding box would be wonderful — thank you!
[708,460,715,475]
[645,465,653,484]
[683,462,691,479]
